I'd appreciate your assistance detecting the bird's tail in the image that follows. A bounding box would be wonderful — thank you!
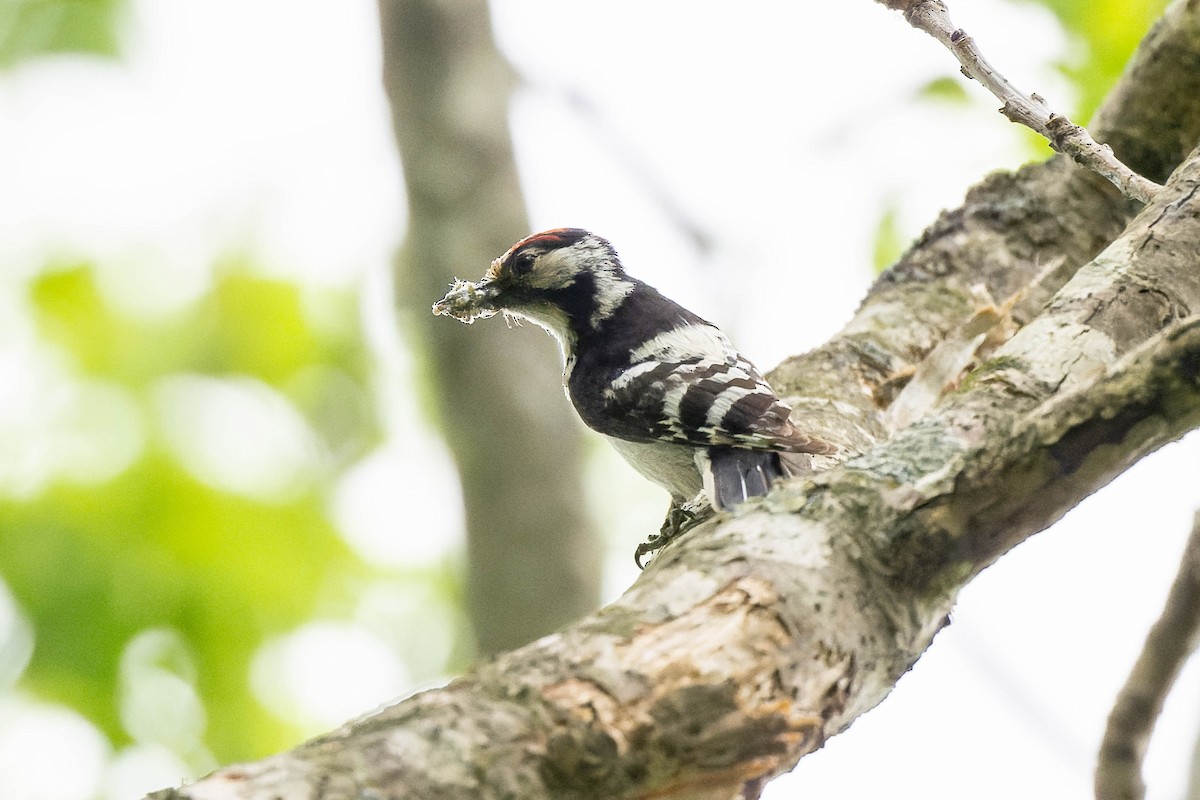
[699,448,787,511]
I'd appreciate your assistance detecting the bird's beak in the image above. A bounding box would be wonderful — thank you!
[472,278,503,309]
[468,255,512,310]
[432,275,504,323]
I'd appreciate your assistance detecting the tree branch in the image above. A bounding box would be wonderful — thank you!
[1095,511,1200,800]
[147,144,1200,800]
[875,0,1162,203]
[143,4,1200,798]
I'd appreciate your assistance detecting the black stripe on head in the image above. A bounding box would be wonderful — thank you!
[496,229,595,279]
[516,228,622,275]
[540,270,599,331]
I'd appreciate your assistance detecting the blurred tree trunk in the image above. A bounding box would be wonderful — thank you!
[377,0,601,653]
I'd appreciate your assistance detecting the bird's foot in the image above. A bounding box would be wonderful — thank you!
[634,499,712,569]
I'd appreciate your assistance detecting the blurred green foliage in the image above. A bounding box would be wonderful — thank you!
[871,202,906,274]
[3,265,381,764]
[1021,0,1171,120]
[0,0,126,66]
[0,1,466,786]
[873,0,1170,272]
[916,76,973,106]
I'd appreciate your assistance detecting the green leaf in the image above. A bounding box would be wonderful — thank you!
[916,75,972,105]
[1009,0,1170,120]
[872,202,908,274]
[0,0,126,66]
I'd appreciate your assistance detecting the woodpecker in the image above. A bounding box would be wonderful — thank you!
[433,228,834,565]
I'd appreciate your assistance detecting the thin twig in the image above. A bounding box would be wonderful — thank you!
[1095,511,1200,800]
[876,0,1162,204]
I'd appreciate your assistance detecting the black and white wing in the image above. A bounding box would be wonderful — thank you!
[599,320,835,455]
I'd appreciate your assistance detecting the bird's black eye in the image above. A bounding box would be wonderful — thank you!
[513,251,537,275]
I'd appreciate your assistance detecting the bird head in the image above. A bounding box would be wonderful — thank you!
[434,228,632,346]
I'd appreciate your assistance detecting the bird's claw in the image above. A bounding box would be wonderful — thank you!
[634,501,709,569]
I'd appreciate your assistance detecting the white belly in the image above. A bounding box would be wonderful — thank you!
[604,436,703,502]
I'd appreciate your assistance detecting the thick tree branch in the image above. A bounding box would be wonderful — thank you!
[148,144,1200,800]
[874,0,1161,203]
[1095,511,1200,800]
[901,145,1200,580]
[144,4,1200,798]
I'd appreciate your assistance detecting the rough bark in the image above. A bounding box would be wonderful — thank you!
[146,2,1200,799]
[377,0,601,653]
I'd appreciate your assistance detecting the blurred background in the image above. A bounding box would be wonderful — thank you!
[0,1,1196,799]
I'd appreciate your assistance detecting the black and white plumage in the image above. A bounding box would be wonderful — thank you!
[433,228,835,556]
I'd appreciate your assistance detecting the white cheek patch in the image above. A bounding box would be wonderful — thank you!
[527,248,579,290]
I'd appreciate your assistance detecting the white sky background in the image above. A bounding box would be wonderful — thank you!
[0,1,1198,799]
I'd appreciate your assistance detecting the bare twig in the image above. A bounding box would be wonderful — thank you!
[876,0,1162,204]
[1095,511,1200,800]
